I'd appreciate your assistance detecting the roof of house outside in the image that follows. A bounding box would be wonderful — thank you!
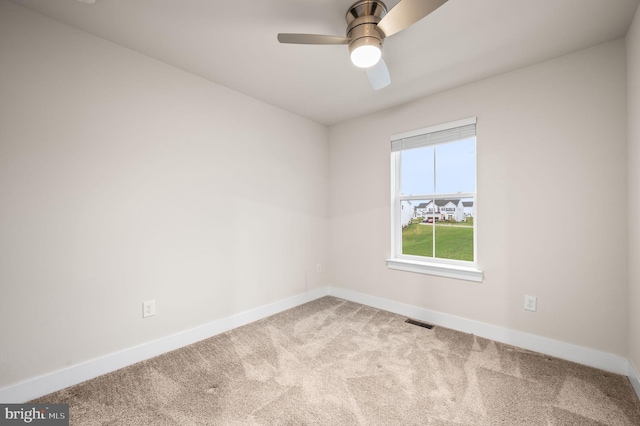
[434,199,460,207]
[415,200,466,208]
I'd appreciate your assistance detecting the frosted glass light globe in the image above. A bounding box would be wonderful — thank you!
[350,45,382,68]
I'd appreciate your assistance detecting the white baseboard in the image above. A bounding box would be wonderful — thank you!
[0,287,329,403]
[629,361,640,400]
[2,286,636,403]
[328,287,630,376]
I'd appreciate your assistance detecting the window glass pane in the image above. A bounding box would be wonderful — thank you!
[400,146,434,195]
[401,200,433,257]
[435,137,476,194]
[434,198,474,261]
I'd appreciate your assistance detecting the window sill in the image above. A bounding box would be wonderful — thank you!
[386,258,483,282]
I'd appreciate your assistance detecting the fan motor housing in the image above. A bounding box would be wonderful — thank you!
[346,0,387,55]
[346,0,387,24]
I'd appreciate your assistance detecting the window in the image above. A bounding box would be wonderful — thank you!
[387,117,482,282]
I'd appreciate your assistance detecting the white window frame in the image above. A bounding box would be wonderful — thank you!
[387,117,483,282]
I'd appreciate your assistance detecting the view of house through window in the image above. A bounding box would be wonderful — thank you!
[392,118,476,266]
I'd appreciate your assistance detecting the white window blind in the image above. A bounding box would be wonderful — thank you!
[391,118,476,152]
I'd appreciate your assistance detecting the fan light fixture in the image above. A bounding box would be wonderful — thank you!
[349,39,382,68]
[345,2,385,69]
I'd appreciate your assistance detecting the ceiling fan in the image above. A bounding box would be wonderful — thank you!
[277,0,448,90]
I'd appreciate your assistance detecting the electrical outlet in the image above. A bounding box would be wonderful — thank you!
[524,295,537,312]
[143,300,155,318]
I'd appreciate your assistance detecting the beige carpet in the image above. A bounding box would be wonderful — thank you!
[33,297,640,425]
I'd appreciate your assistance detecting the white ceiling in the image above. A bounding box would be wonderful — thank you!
[8,0,640,126]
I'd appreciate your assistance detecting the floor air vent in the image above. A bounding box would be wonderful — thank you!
[405,318,434,329]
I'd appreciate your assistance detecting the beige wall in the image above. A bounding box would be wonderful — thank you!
[0,1,329,388]
[329,40,628,356]
[628,4,640,376]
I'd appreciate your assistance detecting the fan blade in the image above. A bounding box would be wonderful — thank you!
[366,59,391,90]
[377,0,448,38]
[277,33,350,45]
